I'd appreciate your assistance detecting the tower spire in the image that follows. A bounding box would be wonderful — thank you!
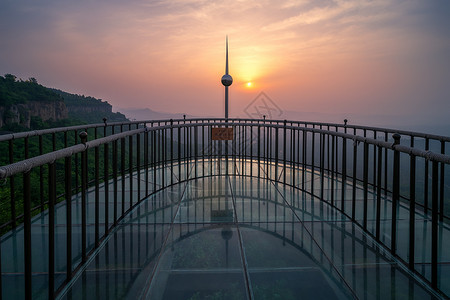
[221,36,233,119]
[225,35,229,75]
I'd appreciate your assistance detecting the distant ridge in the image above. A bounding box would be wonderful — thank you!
[117,107,194,121]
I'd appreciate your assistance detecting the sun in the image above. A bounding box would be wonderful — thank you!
[246,82,252,88]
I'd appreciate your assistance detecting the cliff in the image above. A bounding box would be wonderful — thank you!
[0,101,68,128]
[0,74,128,131]
[52,89,128,123]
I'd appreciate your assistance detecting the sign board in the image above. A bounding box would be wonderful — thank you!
[211,127,233,140]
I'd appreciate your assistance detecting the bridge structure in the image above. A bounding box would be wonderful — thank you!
[0,118,449,299]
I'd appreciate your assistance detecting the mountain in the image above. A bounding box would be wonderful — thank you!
[117,107,193,121]
[0,74,128,132]
[52,89,128,124]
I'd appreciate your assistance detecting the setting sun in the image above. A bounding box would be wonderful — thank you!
[246,82,252,87]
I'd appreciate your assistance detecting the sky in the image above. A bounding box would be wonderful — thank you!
[1,0,449,131]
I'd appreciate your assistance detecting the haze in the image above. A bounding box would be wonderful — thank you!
[1,0,449,134]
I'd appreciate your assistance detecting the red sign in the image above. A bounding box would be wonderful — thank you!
[211,128,234,140]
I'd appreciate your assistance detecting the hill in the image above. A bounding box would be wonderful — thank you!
[0,74,128,132]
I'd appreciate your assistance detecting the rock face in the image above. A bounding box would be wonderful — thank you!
[0,101,68,128]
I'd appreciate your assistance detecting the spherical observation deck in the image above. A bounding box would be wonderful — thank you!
[221,74,233,86]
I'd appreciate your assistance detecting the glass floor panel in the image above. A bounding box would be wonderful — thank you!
[1,160,447,299]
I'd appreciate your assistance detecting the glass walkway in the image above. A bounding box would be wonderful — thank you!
[1,160,447,299]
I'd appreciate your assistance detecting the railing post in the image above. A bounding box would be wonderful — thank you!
[352,139,357,221]
[341,137,347,212]
[391,133,401,256]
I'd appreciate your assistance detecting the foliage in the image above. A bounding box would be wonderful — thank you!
[0,73,128,133]
[0,74,63,106]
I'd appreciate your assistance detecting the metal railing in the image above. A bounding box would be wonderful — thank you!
[0,119,449,298]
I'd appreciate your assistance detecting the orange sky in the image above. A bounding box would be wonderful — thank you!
[1,1,449,129]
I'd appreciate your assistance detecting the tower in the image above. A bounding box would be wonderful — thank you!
[221,36,232,119]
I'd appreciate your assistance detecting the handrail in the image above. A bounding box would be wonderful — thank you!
[0,119,448,298]
[1,117,449,142]
[1,121,449,180]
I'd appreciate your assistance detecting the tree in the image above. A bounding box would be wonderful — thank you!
[4,74,16,83]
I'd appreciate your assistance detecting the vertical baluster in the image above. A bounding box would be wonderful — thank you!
[384,132,388,196]
[311,131,315,195]
[145,130,149,195]
[113,139,118,225]
[9,140,15,228]
[48,162,56,299]
[302,130,306,191]
[137,132,141,201]
[170,121,174,185]
[257,126,261,178]
[95,144,99,247]
[65,154,72,282]
[153,131,157,192]
[275,127,279,181]
[23,171,32,299]
[376,145,382,241]
[104,141,109,234]
[352,139,357,221]
[331,134,335,206]
[391,133,401,255]
[440,141,445,221]
[320,133,325,201]
[341,137,347,212]
[409,154,416,270]
[80,132,88,263]
[39,135,44,212]
[75,131,79,194]
[121,137,126,217]
[283,120,287,184]
[129,135,133,209]
[431,160,439,289]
